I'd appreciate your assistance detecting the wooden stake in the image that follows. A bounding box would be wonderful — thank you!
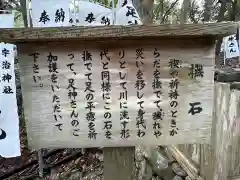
[37,149,44,178]
[238,22,240,67]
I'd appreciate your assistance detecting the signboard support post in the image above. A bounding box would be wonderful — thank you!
[37,149,44,177]
[238,22,240,67]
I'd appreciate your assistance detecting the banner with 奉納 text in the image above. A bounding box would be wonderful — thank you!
[31,0,70,27]
[18,39,214,149]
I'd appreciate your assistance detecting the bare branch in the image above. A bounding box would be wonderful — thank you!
[189,11,198,23]
[216,1,227,21]
[189,2,199,23]
[188,1,204,24]
[215,1,227,58]
[203,0,213,21]
[161,0,179,24]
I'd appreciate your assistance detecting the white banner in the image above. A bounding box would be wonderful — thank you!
[115,2,142,25]
[0,12,14,28]
[31,0,70,27]
[0,42,20,158]
[225,34,240,59]
[70,1,141,26]
[70,1,111,26]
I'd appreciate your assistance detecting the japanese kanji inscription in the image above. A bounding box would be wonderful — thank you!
[0,43,20,157]
[19,39,214,148]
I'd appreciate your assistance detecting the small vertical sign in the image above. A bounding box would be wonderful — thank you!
[0,42,20,158]
[225,34,240,60]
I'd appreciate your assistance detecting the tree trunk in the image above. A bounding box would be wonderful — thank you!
[133,0,154,24]
[20,0,28,27]
[217,1,227,22]
[215,1,228,59]
[203,0,213,22]
[180,0,191,24]
[0,0,4,10]
[234,0,240,21]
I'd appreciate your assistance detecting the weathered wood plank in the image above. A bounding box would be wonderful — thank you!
[200,81,240,180]
[18,39,215,149]
[212,83,240,180]
[214,68,240,83]
[0,22,238,42]
[229,175,240,180]
[166,146,200,180]
[135,146,153,180]
[186,176,204,180]
[176,144,200,165]
[103,147,135,180]
[227,85,240,179]
[238,22,240,67]
[177,144,195,160]
[199,144,214,180]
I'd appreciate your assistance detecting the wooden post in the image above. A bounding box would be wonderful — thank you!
[103,147,135,180]
[238,22,240,67]
[37,149,44,178]
[212,82,240,180]
[199,144,214,180]
[199,69,240,180]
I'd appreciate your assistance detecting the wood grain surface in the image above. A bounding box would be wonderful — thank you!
[18,39,215,149]
[212,83,240,180]
[0,22,238,43]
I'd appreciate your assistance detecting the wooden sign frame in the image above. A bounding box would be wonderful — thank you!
[0,22,239,180]
[0,22,238,148]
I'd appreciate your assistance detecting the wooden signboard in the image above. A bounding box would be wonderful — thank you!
[1,23,236,149]
[17,40,214,148]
